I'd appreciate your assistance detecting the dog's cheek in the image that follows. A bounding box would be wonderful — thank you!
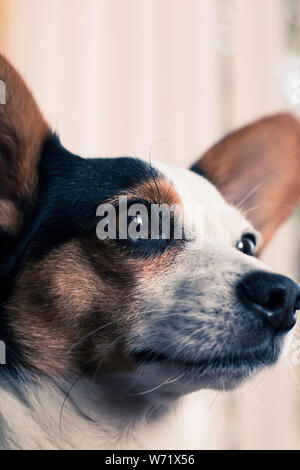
[5,234,183,378]
[4,240,139,377]
[4,241,97,376]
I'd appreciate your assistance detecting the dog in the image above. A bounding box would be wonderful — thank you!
[0,54,300,450]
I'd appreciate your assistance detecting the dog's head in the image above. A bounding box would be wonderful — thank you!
[1,55,300,402]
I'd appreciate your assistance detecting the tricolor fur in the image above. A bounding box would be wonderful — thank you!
[0,55,300,449]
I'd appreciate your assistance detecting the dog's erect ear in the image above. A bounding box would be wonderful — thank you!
[190,113,300,250]
[0,55,50,235]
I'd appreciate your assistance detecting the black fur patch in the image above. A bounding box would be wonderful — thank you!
[0,135,165,274]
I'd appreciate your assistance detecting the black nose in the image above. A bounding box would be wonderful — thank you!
[237,271,300,332]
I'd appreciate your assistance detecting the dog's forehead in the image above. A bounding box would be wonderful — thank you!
[153,161,250,242]
[153,160,223,205]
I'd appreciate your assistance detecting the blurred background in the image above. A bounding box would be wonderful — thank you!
[0,0,300,450]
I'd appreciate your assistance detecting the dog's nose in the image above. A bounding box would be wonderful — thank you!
[237,271,300,332]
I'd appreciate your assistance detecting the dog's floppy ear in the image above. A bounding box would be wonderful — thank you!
[0,55,50,236]
[190,113,300,250]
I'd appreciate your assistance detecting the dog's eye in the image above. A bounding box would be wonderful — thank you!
[115,209,151,240]
[236,234,256,256]
[128,213,144,237]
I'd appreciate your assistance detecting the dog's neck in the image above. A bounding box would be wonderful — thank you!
[0,371,218,449]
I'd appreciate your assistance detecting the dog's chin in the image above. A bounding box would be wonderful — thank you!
[129,335,284,400]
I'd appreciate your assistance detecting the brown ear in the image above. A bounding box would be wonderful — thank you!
[0,55,50,234]
[191,113,300,250]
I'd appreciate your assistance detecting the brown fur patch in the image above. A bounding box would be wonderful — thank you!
[0,55,50,235]
[129,178,182,207]
[0,200,21,235]
[192,113,300,249]
[6,232,181,378]
[109,177,182,207]
[0,55,50,196]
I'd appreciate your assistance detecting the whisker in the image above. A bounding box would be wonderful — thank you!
[59,371,86,435]
[67,318,121,353]
[148,139,170,201]
[243,201,300,214]
[237,178,271,211]
[126,338,190,395]
[130,372,185,397]
[183,391,220,433]
[0,294,39,309]
[89,334,125,393]
[148,148,162,200]
[243,388,269,409]
[283,356,300,393]
[242,205,260,216]
[60,334,125,434]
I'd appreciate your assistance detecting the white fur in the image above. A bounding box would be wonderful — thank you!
[0,374,229,449]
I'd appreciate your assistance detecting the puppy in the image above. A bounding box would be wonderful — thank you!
[0,55,299,450]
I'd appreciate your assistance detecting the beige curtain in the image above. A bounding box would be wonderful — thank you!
[0,0,300,449]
